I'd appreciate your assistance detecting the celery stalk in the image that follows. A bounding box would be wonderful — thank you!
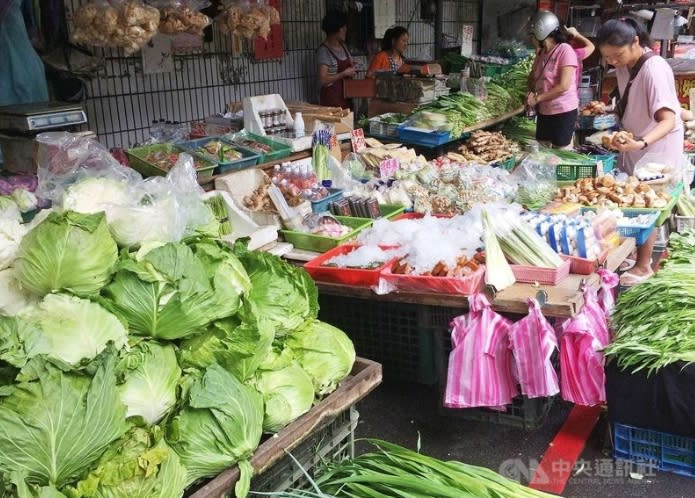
[483,211,516,291]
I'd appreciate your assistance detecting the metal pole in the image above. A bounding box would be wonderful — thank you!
[434,0,444,59]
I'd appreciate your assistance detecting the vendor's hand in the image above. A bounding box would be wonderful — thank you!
[342,66,357,78]
[526,92,539,107]
[610,132,642,152]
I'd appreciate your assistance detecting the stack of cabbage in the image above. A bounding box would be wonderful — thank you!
[0,189,355,498]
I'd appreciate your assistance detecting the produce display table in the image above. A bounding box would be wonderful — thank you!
[188,357,382,498]
[315,237,635,320]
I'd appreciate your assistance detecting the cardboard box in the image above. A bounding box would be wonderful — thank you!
[367,98,420,118]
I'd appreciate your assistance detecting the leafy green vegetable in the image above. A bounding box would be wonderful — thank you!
[0,196,21,223]
[285,320,355,397]
[60,178,131,217]
[16,294,128,366]
[117,342,181,425]
[0,218,27,271]
[0,350,129,489]
[253,348,315,433]
[167,364,263,497]
[14,211,117,297]
[102,241,243,340]
[236,246,318,337]
[0,268,37,316]
[178,315,274,382]
[63,427,186,498]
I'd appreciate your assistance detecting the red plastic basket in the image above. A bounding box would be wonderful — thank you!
[379,263,485,295]
[304,244,397,287]
[510,258,571,285]
[564,248,609,275]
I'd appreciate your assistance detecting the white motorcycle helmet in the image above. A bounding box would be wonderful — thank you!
[529,10,560,41]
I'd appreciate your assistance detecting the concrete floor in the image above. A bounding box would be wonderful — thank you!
[354,381,694,498]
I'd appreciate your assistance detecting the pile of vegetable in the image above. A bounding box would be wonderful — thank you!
[554,175,670,208]
[677,192,695,217]
[456,130,520,164]
[144,149,212,172]
[415,92,491,139]
[606,228,695,374]
[0,178,356,497]
[493,57,534,109]
[190,139,244,162]
[273,439,556,498]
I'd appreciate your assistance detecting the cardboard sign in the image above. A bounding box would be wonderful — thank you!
[142,35,173,74]
[379,158,399,178]
[351,128,366,153]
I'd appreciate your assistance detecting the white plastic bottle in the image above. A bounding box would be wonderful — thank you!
[294,112,305,138]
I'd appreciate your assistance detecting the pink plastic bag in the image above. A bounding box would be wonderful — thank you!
[444,293,518,409]
[558,311,606,406]
[508,298,560,399]
[597,268,619,318]
[582,285,611,348]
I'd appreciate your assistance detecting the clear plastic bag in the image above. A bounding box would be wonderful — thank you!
[72,0,160,54]
[217,0,279,40]
[148,0,212,35]
[511,153,558,209]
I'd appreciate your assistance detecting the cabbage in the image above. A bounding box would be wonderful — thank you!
[107,196,183,248]
[102,241,244,340]
[0,268,37,316]
[64,427,187,498]
[285,320,356,396]
[0,350,129,489]
[253,350,315,433]
[236,246,318,336]
[0,196,21,223]
[60,177,131,215]
[0,218,27,270]
[117,342,181,425]
[178,315,274,382]
[11,188,38,213]
[167,364,263,497]
[14,294,128,367]
[14,211,118,297]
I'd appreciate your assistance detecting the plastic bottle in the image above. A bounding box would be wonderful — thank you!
[271,164,282,183]
[294,112,305,138]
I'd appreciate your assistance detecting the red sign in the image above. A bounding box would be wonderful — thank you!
[254,0,284,60]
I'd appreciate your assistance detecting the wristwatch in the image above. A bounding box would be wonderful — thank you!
[640,138,648,149]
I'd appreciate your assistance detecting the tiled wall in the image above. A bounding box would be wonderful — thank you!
[65,0,480,148]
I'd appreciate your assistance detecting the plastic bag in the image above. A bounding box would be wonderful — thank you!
[312,124,334,183]
[511,152,558,210]
[217,0,280,40]
[148,0,211,35]
[36,132,142,204]
[597,268,619,318]
[508,298,560,398]
[443,294,518,409]
[632,151,683,189]
[72,0,160,53]
[332,154,365,190]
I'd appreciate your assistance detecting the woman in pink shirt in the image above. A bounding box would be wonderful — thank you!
[597,18,683,285]
[526,11,579,148]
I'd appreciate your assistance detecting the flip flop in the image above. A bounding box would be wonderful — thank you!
[619,269,654,286]
[618,258,636,272]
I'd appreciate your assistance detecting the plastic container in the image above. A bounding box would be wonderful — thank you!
[125,143,216,179]
[178,137,260,174]
[556,161,597,182]
[613,422,695,478]
[279,216,373,253]
[368,113,406,138]
[311,188,344,214]
[676,215,695,233]
[304,244,399,287]
[397,125,451,146]
[493,155,518,171]
[318,294,437,384]
[293,112,305,138]
[589,153,617,174]
[564,249,609,275]
[509,258,571,285]
[378,264,485,295]
[229,132,292,164]
[615,211,659,246]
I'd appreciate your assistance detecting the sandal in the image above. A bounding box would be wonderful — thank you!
[619,269,654,286]
[618,258,636,272]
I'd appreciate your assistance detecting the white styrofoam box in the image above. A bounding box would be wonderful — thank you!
[215,168,282,229]
[202,190,278,251]
[242,94,312,152]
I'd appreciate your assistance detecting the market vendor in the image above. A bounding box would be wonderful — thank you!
[0,0,48,106]
[597,18,683,286]
[526,10,579,150]
[317,9,356,110]
[366,26,410,78]
[565,25,595,89]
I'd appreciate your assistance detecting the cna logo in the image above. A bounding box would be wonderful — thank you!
[498,458,550,484]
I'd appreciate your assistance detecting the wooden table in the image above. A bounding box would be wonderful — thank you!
[315,238,635,319]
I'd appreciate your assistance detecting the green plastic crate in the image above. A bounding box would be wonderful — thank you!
[379,204,406,219]
[556,161,597,182]
[229,132,292,164]
[126,143,216,179]
[280,216,373,253]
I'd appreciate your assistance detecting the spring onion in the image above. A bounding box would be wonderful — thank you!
[492,214,564,268]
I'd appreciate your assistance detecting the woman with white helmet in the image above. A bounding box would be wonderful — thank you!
[526,10,579,149]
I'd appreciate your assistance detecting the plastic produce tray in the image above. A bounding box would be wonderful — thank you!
[304,244,398,287]
[433,326,554,430]
[228,132,292,164]
[556,161,597,182]
[676,215,695,233]
[379,263,485,295]
[318,295,437,384]
[339,204,406,220]
[589,153,617,174]
[311,188,343,214]
[368,113,405,138]
[280,216,372,253]
[510,258,571,285]
[613,422,695,478]
[397,125,451,146]
[615,211,659,246]
[126,143,216,179]
[178,137,260,174]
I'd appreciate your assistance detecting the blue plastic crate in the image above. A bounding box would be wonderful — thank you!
[615,211,659,246]
[589,153,617,174]
[613,423,695,478]
[178,137,260,174]
[311,188,343,213]
[397,126,451,147]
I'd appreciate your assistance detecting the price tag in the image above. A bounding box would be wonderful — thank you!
[379,158,399,178]
[351,128,366,153]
